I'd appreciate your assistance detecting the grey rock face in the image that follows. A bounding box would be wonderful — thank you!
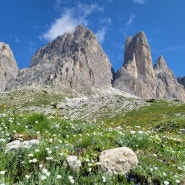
[113,32,185,102]
[177,76,185,89]
[7,25,113,92]
[154,56,185,101]
[113,31,158,99]
[0,43,18,91]
[99,147,138,175]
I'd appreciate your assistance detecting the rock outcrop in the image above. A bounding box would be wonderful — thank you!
[0,43,18,91]
[177,76,185,89]
[6,25,113,92]
[113,32,185,102]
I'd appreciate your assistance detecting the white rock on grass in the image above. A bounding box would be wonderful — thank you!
[64,155,81,172]
[99,147,138,175]
[5,140,40,153]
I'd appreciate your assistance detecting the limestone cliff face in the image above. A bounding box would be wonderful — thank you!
[124,32,155,79]
[7,25,113,92]
[0,43,18,91]
[154,56,185,100]
[113,32,185,102]
[113,32,158,99]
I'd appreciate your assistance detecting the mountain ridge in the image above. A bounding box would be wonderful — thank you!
[1,25,185,102]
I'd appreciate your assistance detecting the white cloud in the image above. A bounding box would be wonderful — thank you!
[133,0,145,4]
[43,10,86,41]
[43,3,103,41]
[126,14,136,25]
[54,0,70,10]
[96,27,106,44]
[101,17,112,25]
[95,17,111,43]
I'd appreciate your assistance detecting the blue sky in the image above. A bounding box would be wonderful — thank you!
[0,0,184,77]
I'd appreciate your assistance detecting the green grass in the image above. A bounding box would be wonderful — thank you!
[106,100,185,128]
[0,100,185,184]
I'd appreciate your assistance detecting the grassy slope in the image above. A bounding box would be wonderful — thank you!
[0,96,185,184]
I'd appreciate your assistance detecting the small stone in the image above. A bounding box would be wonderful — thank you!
[64,155,81,172]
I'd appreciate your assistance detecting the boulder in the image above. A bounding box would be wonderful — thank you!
[99,147,138,175]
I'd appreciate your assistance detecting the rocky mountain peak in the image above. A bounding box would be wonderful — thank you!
[154,56,169,72]
[7,25,113,92]
[124,31,154,79]
[154,55,175,79]
[0,42,18,91]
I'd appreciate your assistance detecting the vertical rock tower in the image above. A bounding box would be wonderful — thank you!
[113,32,158,99]
[0,43,18,91]
[113,31,185,101]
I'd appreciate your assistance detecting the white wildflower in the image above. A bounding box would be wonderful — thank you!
[56,174,62,179]
[68,175,74,184]
[102,176,106,183]
[25,175,30,179]
[130,130,136,134]
[32,158,38,163]
[47,150,52,154]
[28,153,34,157]
[40,175,47,180]
[164,181,169,185]
[46,157,53,160]
[0,171,5,175]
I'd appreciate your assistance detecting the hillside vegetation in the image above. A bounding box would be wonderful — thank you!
[0,90,185,184]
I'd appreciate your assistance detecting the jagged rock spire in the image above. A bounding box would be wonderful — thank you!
[124,31,155,79]
[113,31,158,99]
